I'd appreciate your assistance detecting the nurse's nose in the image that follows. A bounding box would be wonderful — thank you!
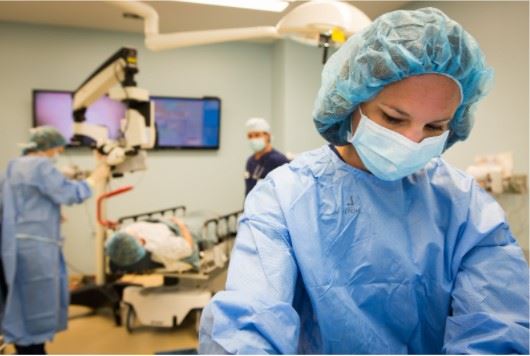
[399,126,424,143]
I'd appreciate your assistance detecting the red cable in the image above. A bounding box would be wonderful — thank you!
[97,185,134,229]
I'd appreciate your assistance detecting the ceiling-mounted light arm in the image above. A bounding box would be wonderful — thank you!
[108,0,279,51]
[109,0,158,36]
[107,0,372,58]
[144,26,279,51]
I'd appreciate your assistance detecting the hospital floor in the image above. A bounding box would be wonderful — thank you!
[4,306,199,355]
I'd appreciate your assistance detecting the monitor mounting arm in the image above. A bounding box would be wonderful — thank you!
[72,47,156,174]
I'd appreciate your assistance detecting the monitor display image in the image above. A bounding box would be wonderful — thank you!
[33,90,126,146]
[153,96,221,149]
[33,90,221,150]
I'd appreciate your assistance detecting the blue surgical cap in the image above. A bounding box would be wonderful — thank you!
[313,7,494,149]
[22,126,67,155]
[105,231,146,267]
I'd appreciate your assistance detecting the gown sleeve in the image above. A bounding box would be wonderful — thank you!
[34,160,92,205]
[443,183,529,354]
[199,176,301,354]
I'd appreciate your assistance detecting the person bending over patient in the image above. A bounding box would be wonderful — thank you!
[105,217,194,270]
[1,127,109,354]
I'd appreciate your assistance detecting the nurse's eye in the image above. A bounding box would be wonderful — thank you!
[382,112,403,125]
[425,124,445,132]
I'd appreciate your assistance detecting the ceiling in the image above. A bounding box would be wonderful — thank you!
[0,1,410,35]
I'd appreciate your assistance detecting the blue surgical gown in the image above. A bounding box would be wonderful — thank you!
[1,156,92,345]
[199,145,529,354]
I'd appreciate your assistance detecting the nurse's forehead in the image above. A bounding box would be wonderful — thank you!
[374,75,461,116]
[377,74,460,101]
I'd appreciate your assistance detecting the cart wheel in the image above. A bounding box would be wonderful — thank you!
[125,304,136,333]
[195,309,202,335]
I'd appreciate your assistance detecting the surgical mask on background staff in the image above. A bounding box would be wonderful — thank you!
[50,152,60,164]
[249,137,266,152]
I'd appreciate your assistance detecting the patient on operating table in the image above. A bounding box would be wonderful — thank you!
[105,217,195,271]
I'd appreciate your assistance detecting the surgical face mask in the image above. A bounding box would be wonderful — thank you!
[349,108,449,181]
[49,153,60,164]
[249,137,266,153]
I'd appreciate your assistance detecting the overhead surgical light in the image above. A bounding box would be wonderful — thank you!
[110,0,372,63]
[276,1,371,62]
[174,0,290,13]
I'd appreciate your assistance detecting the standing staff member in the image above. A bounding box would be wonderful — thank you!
[1,127,109,354]
[200,8,529,354]
[244,118,289,196]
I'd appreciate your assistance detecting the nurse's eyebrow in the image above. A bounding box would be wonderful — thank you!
[379,103,410,117]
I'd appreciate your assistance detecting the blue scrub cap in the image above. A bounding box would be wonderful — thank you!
[21,126,67,155]
[105,231,146,266]
[313,7,494,149]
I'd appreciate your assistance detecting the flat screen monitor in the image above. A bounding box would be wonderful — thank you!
[152,96,221,149]
[33,90,221,150]
[33,89,126,146]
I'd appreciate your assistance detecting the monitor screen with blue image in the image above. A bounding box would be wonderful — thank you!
[152,96,221,149]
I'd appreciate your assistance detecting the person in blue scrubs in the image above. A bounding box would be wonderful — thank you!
[1,127,109,354]
[199,8,529,354]
[244,117,289,196]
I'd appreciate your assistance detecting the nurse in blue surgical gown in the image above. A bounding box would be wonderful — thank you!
[199,7,530,355]
[1,127,109,354]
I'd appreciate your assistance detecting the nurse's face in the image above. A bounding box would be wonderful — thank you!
[247,131,270,144]
[42,146,64,158]
[351,74,461,143]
